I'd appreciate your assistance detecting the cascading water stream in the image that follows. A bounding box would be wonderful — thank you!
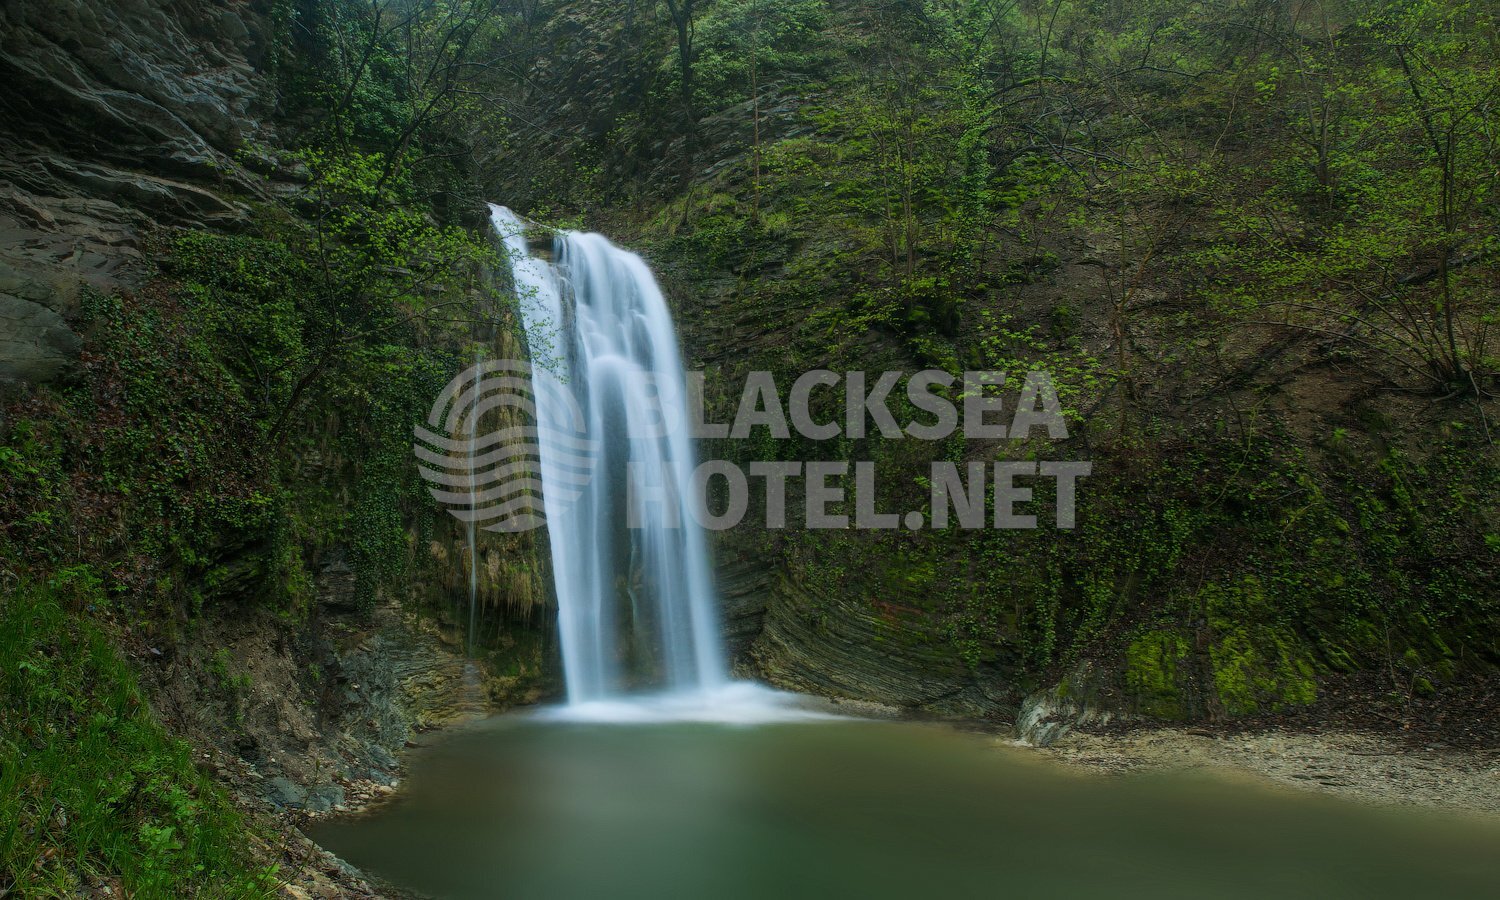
[490,205,731,709]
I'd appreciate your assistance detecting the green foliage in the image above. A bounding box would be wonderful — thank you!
[609,0,1499,717]
[282,0,511,196]
[690,0,834,112]
[166,231,311,420]
[0,580,275,897]
[35,275,280,615]
[338,343,454,609]
[1126,631,1191,719]
[1202,577,1319,716]
[0,171,501,620]
[0,417,67,557]
[0,2,555,890]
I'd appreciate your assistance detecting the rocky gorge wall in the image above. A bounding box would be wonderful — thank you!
[0,0,554,837]
[0,0,276,391]
[5,0,1496,769]
[629,12,1497,735]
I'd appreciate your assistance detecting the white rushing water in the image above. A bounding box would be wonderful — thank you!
[489,205,733,711]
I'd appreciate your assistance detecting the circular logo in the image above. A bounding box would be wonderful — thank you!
[413,359,594,533]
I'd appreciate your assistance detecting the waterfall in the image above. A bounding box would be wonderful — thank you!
[489,205,728,706]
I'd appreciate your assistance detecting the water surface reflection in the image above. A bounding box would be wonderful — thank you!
[312,717,1500,899]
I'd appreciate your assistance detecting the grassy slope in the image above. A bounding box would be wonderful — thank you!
[0,578,275,897]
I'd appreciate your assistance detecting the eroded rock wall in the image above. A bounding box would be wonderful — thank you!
[0,0,272,390]
[716,547,1018,719]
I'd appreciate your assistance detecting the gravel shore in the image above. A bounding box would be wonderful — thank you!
[1021,727,1500,818]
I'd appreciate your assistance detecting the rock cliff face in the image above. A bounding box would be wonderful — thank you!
[0,0,552,814]
[717,547,1020,719]
[0,0,271,390]
[752,571,1013,718]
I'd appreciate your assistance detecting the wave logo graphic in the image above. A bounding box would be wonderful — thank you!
[413,359,595,533]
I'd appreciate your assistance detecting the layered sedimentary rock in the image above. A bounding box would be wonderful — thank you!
[0,0,271,391]
[717,549,1018,718]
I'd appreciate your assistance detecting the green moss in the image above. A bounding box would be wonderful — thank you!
[1125,630,1190,719]
[1209,630,1318,716]
[1204,578,1318,716]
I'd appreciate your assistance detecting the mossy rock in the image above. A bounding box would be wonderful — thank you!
[1125,630,1191,719]
[1205,577,1318,716]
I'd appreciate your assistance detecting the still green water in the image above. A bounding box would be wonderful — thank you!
[312,715,1500,899]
